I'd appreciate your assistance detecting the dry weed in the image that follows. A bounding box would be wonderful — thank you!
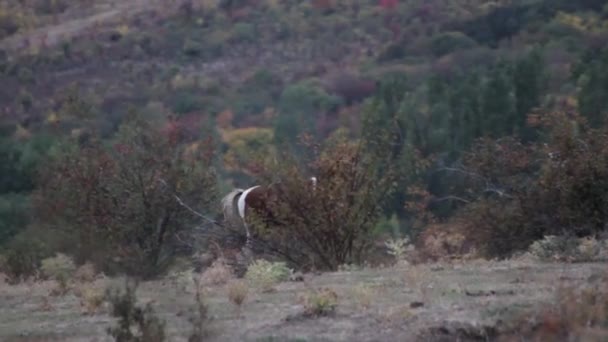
[74,262,98,283]
[200,257,234,286]
[402,264,433,303]
[226,280,248,315]
[78,284,107,315]
[377,305,414,327]
[299,287,339,317]
[351,283,374,310]
[499,273,608,341]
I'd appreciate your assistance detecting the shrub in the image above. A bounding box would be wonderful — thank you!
[299,287,338,317]
[451,111,608,257]
[41,253,76,294]
[3,229,53,283]
[106,279,166,342]
[245,259,291,291]
[200,257,234,286]
[226,280,248,312]
[35,110,218,278]
[231,23,256,43]
[384,237,415,265]
[249,82,409,270]
[74,262,98,283]
[41,253,76,281]
[528,235,608,262]
[0,13,19,39]
[76,283,107,315]
[352,284,374,310]
[188,274,212,342]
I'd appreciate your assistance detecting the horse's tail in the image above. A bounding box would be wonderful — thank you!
[221,188,244,229]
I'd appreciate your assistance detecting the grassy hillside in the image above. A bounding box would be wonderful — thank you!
[1,0,608,280]
[2,0,604,136]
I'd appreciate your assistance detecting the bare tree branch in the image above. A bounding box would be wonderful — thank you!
[157,178,223,228]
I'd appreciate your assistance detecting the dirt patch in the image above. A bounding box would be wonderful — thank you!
[0,260,606,341]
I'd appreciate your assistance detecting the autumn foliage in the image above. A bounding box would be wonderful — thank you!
[34,111,218,278]
[453,110,608,257]
[243,124,403,271]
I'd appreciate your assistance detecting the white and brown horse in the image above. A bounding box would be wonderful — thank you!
[221,177,317,250]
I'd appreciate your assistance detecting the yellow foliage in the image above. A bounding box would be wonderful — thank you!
[116,24,129,36]
[47,112,59,124]
[13,124,31,141]
[221,127,275,171]
[555,12,605,33]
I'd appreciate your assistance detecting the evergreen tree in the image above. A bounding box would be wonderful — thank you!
[574,47,608,127]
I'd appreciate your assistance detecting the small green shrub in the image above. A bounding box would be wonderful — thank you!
[245,259,292,291]
[384,237,415,264]
[41,253,76,294]
[300,288,338,317]
[3,231,53,283]
[41,253,76,280]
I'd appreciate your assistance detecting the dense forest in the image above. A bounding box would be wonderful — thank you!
[1,0,608,280]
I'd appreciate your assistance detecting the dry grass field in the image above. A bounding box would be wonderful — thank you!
[1,258,606,342]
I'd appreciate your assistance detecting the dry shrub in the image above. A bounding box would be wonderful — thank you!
[200,257,234,286]
[454,111,608,258]
[105,279,166,342]
[36,110,218,279]
[226,280,248,312]
[351,284,374,310]
[500,275,608,341]
[188,274,212,342]
[378,305,414,327]
[244,79,412,271]
[76,283,107,315]
[527,235,608,262]
[74,262,98,283]
[416,221,475,262]
[299,287,339,317]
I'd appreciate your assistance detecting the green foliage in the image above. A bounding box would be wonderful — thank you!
[0,193,29,245]
[245,259,292,290]
[40,253,76,282]
[106,279,166,342]
[430,31,477,57]
[573,46,608,127]
[171,90,205,115]
[301,288,338,317]
[2,227,54,283]
[0,135,56,194]
[231,23,256,43]
[274,81,341,150]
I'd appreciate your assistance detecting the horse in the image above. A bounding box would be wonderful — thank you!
[221,177,317,251]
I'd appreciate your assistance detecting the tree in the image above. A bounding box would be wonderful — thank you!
[35,110,219,278]
[573,46,608,127]
[273,82,341,155]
